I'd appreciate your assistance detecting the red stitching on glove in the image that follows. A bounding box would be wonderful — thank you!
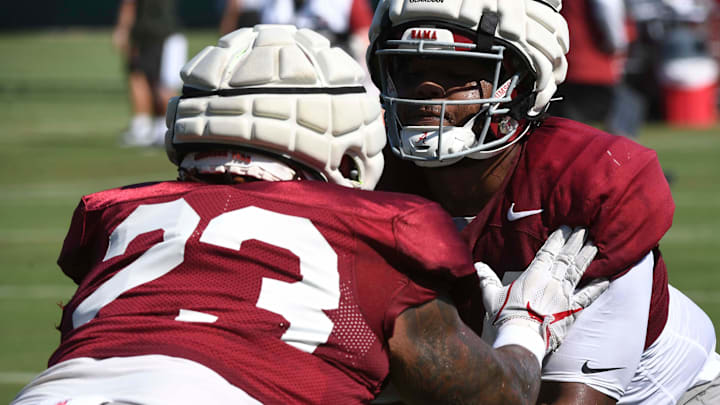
[493,281,516,324]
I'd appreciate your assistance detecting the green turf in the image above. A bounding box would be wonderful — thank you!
[1,29,719,403]
[0,29,210,402]
[639,125,720,328]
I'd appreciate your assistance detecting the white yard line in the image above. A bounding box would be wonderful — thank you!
[0,285,75,299]
[0,371,37,385]
[683,290,720,305]
[0,176,169,202]
[0,189,81,201]
[662,227,720,243]
[1,183,97,201]
[0,229,66,243]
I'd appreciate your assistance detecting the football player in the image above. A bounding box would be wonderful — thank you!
[11,25,606,405]
[368,0,720,404]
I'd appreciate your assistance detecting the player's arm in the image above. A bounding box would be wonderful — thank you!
[537,252,656,405]
[388,226,609,405]
[389,296,541,405]
[538,383,616,405]
[112,0,137,57]
[219,0,240,35]
[57,200,94,284]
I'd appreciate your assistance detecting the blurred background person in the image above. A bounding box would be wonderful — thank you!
[549,0,630,130]
[711,0,720,65]
[655,0,717,128]
[552,0,717,138]
[113,0,188,147]
[219,0,372,53]
[218,0,264,36]
[552,0,716,185]
[219,0,376,96]
[609,0,716,138]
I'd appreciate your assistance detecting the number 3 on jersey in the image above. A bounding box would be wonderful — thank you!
[72,198,340,354]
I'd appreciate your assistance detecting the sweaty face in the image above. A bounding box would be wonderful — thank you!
[389,55,495,127]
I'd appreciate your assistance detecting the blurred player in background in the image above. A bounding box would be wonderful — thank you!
[10,25,607,405]
[549,0,630,130]
[368,0,720,403]
[219,0,372,52]
[113,0,187,147]
[220,0,377,96]
[619,0,717,134]
[219,0,264,35]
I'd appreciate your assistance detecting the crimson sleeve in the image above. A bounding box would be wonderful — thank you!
[57,199,93,284]
[394,202,476,281]
[347,194,476,343]
[592,153,673,279]
[554,136,675,280]
[384,202,477,336]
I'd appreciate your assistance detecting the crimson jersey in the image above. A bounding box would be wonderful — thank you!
[462,117,674,348]
[50,180,475,404]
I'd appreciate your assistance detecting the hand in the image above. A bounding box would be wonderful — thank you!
[112,27,130,57]
[475,226,609,358]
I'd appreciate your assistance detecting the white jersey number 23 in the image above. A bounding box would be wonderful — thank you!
[71,198,340,354]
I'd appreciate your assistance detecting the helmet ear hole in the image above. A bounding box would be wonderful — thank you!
[165,96,181,165]
[339,154,361,182]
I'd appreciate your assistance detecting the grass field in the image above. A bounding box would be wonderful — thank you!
[1,29,719,403]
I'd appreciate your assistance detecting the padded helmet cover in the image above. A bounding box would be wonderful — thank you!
[166,25,386,189]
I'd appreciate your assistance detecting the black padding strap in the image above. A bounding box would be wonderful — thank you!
[181,86,367,99]
[476,12,499,52]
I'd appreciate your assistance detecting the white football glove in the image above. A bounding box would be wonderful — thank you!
[475,226,609,364]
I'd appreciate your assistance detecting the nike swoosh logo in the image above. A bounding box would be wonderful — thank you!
[506,203,543,222]
[581,361,625,374]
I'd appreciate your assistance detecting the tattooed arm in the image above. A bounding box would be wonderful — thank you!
[388,295,541,405]
[387,227,608,405]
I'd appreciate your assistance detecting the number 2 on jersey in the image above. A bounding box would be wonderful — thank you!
[72,198,340,354]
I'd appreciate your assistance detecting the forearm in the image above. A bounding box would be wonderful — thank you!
[538,382,617,405]
[389,298,541,405]
[115,0,136,31]
[488,345,542,404]
[219,0,240,35]
[537,254,655,404]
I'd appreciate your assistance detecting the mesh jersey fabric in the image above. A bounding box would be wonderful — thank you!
[51,180,475,404]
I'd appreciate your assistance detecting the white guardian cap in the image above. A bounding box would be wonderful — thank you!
[166,25,386,189]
